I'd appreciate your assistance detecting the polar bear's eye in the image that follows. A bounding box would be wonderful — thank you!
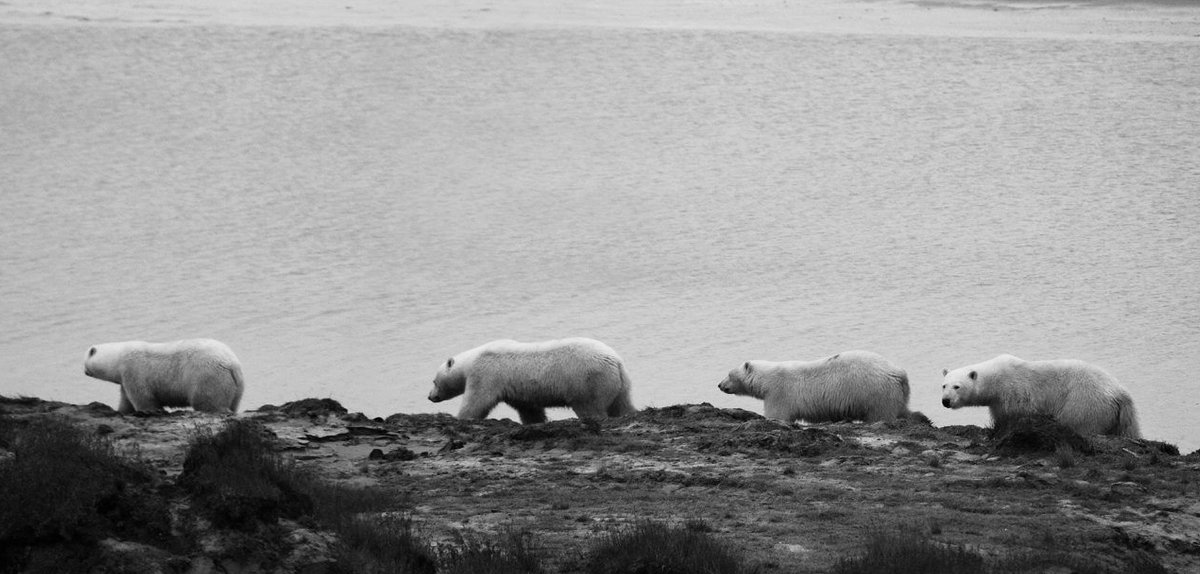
[968,371,977,380]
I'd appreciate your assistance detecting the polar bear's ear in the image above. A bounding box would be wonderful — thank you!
[446,357,455,369]
[968,370,977,380]
[88,347,97,358]
[941,368,948,376]
[743,361,752,374]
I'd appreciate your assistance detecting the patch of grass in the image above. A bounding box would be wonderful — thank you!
[833,530,985,574]
[990,414,1094,455]
[583,521,756,574]
[305,482,434,574]
[438,529,543,574]
[179,419,313,530]
[1054,445,1078,468]
[305,480,409,526]
[640,404,760,422]
[180,418,436,572]
[0,417,175,573]
[0,395,42,406]
[835,528,1170,574]
[509,419,601,443]
[698,425,851,457]
[995,550,1169,574]
[277,398,349,418]
[329,514,436,574]
[1143,440,1180,457]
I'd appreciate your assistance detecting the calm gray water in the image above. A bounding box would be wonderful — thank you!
[2,25,1198,450]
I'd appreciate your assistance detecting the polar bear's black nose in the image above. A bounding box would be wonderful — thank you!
[941,398,951,408]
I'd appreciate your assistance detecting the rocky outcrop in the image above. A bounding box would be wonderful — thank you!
[1,398,1196,573]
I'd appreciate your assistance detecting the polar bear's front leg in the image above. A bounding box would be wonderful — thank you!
[122,377,164,414]
[763,401,793,422]
[457,392,497,420]
[117,387,135,414]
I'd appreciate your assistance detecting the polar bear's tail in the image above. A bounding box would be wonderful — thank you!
[607,363,637,417]
[882,370,930,424]
[1112,395,1142,439]
[225,363,246,413]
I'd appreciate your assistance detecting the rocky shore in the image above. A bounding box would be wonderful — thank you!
[2,397,1198,573]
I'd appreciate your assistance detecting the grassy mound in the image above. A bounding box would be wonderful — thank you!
[989,414,1094,455]
[584,521,757,574]
[833,529,1168,574]
[179,418,314,529]
[0,416,175,573]
[180,418,436,572]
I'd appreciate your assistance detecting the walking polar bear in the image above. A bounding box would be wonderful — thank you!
[427,337,637,424]
[718,350,915,423]
[941,354,1140,438]
[84,339,245,414]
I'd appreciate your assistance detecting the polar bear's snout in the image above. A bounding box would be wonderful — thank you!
[717,378,732,394]
[428,388,444,403]
[941,389,959,408]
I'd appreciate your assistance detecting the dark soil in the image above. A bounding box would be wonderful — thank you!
[2,397,1197,573]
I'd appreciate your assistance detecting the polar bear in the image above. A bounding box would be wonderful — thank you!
[941,354,1140,438]
[717,351,914,423]
[84,339,245,414]
[427,338,636,424]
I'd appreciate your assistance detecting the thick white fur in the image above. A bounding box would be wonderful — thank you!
[84,339,245,414]
[941,354,1140,438]
[427,338,636,424]
[718,350,912,423]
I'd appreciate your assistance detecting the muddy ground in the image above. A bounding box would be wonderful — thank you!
[5,399,1199,573]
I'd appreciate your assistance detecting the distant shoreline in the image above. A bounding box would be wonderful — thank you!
[1,0,1198,41]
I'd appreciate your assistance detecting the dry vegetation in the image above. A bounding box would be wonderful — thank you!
[1,396,1197,573]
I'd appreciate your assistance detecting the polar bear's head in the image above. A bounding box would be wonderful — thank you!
[940,366,978,409]
[84,343,126,384]
[428,355,468,403]
[718,362,756,396]
[942,355,1021,408]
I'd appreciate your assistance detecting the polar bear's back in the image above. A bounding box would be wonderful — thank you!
[1028,359,1120,391]
[442,337,634,421]
[777,351,906,389]
[819,351,906,399]
[117,339,243,411]
[124,339,239,379]
[471,337,625,385]
[949,355,1140,438]
[1024,358,1138,436]
[817,350,905,381]
[140,338,238,364]
[765,350,910,422]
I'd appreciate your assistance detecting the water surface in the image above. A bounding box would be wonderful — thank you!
[2,25,1197,450]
